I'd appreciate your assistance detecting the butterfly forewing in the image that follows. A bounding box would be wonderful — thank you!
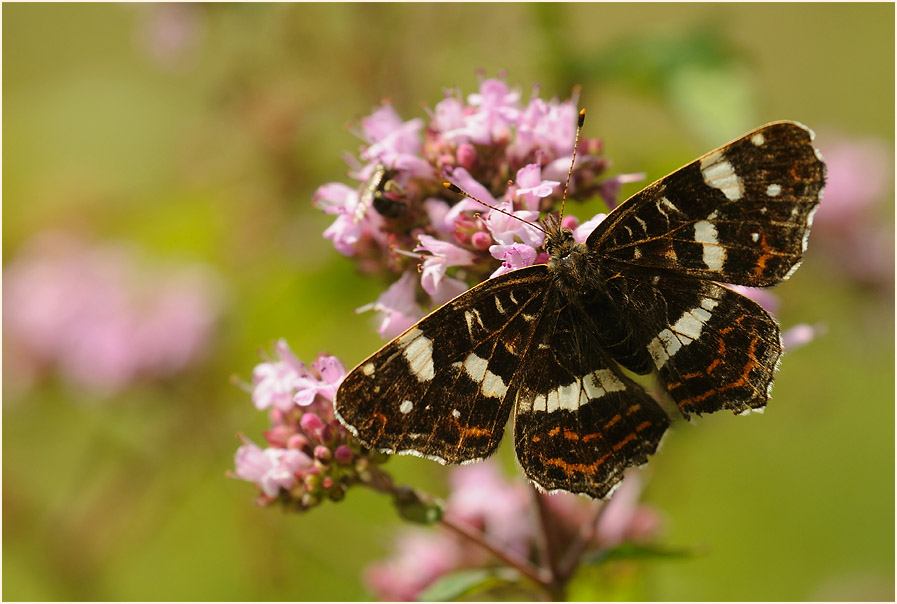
[588,121,825,286]
[335,266,551,463]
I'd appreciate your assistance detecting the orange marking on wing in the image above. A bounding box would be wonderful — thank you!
[603,414,622,430]
[548,426,561,437]
[563,428,580,441]
[635,421,652,432]
[612,433,637,451]
[754,234,774,279]
[545,453,611,474]
[625,403,642,416]
[678,334,763,409]
[582,432,604,443]
[459,425,493,439]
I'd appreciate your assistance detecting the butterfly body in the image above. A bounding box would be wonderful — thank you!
[335,120,825,498]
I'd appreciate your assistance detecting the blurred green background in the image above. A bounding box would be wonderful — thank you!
[3,3,894,601]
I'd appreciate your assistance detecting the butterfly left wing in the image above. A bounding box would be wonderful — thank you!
[335,266,550,464]
[587,121,825,286]
[512,290,671,498]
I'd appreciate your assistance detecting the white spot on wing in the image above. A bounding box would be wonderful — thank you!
[700,150,744,201]
[694,219,726,271]
[363,362,375,377]
[648,298,719,369]
[462,353,488,382]
[400,400,413,414]
[766,183,782,197]
[751,132,765,146]
[462,352,508,399]
[397,327,435,382]
[482,370,508,399]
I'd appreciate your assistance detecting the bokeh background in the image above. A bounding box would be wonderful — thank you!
[3,3,894,601]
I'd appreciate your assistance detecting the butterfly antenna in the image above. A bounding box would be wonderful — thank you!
[442,182,549,235]
[559,108,586,221]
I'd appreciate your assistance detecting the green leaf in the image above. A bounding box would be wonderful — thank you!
[417,568,529,602]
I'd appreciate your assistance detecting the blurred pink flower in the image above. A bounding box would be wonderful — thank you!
[594,471,661,548]
[3,231,223,396]
[444,462,534,556]
[365,530,463,601]
[812,134,894,286]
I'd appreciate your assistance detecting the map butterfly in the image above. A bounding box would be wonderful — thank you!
[335,113,825,498]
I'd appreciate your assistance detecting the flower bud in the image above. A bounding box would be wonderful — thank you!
[334,444,354,465]
[314,445,332,464]
[300,412,324,436]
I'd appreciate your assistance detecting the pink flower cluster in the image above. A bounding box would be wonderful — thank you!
[3,231,222,396]
[314,76,640,339]
[365,461,660,601]
[233,340,386,509]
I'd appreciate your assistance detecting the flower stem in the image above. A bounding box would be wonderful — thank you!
[362,465,556,597]
[531,486,568,600]
[438,514,550,591]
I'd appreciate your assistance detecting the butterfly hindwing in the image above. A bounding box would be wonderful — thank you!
[588,121,825,286]
[605,272,782,418]
[334,266,550,463]
[512,291,670,497]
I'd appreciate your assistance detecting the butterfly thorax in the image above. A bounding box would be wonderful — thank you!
[542,218,655,375]
[544,222,603,294]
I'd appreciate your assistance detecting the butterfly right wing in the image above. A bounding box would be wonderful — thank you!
[335,266,550,464]
[587,121,825,287]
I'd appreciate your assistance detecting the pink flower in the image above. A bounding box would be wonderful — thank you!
[595,471,659,548]
[512,163,561,211]
[315,183,366,256]
[484,202,544,247]
[811,134,894,286]
[444,462,533,555]
[573,212,607,243]
[360,105,433,180]
[293,354,346,406]
[428,276,469,308]
[357,271,424,339]
[365,530,463,601]
[415,235,477,297]
[489,243,539,277]
[251,339,308,411]
[725,284,780,316]
[441,167,499,229]
[513,97,578,159]
[782,323,825,350]
[3,231,222,396]
[233,440,312,499]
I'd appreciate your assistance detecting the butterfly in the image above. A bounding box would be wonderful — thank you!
[334,114,825,498]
